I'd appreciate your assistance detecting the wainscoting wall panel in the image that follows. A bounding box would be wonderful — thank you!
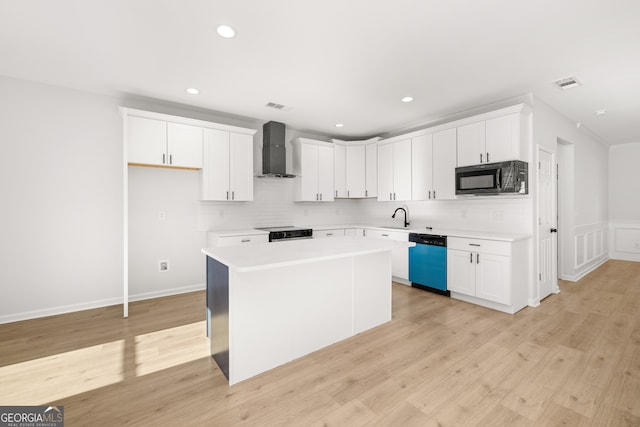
[610,223,640,262]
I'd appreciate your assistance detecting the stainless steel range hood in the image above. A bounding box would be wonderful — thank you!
[260,121,295,178]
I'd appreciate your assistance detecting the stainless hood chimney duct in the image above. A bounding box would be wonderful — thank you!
[261,121,295,177]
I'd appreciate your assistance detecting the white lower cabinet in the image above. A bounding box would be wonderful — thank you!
[345,228,365,237]
[364,229,409,281]
[447,236,528,314]
[314,229,346,238]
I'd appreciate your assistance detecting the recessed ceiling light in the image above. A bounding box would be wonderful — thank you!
[595,109,607,116]
[401,96,414,103]
[335,123,344,128]
[217,25,236,38]
[185,88,200,95]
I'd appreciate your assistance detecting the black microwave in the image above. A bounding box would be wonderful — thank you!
[455,160,528,195]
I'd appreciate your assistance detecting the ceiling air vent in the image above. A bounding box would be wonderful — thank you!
[265,102,293,111]
[553,76,582,90]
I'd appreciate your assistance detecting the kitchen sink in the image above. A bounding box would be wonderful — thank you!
[377,225,410,230]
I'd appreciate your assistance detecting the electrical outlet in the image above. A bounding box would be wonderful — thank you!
[159,260,169,272]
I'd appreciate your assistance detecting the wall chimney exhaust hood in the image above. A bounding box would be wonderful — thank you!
[260,121,295,178]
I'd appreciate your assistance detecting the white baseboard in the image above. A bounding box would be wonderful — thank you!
[609,252,640,262]
[0,283,205,325]
[561,256,609,282]
[0,296,123,325]
[129,283,205,302]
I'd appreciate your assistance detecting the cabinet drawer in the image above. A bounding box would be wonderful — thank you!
[365,229,409,241]
[447,236,511,256]
[211,234,269,247]
[314,229,346,238]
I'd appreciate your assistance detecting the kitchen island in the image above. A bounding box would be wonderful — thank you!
[202,236,412,385]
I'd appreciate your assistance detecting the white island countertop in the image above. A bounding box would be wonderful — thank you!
[202,236,413,272]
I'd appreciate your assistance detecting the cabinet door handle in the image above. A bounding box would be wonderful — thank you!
[487,152,490,163]
[336,190,338,197]
[240,239,251,243]
[347,190,350,198]
[480,153,483,163]
[382,233,389,237]
[469,243,481,247]
[163,153,166,164]
[428,190,431,200]
[326,233,333,236]
[170,154,173,165]
[470,253,473,263]
[226,191,229,200]
[477,253,480,264]
[365,190,368,197]
[433,190,436,199]
[320,193,323,201]
[393,192,396,200]
[232,191,235,200]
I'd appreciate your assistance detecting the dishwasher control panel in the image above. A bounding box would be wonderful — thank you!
[408,233,447,247]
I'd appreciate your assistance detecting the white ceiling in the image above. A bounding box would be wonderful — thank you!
[1,0,639,144]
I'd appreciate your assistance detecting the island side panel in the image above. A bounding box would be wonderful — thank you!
[228,257,353,385]
[207,256,230,381]
[353,250,393,334]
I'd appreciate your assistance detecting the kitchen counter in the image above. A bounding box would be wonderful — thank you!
[304,224,530,242]
[206,228,269,238]
[202,236,412,272]
[203,236,412,384]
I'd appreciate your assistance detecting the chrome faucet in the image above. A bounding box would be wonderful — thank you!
[392,207,410,228]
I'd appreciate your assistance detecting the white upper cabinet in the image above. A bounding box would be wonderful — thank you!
[127,116,203,169]
[432,128,457,199]
[167,123,204,168]
[457,109,527,167]
[333,139,378,199]
[410,134,434,201]
[346,145,366,198]
[229,133,254,201]
[485,113,521,163]
[293,138,335,202]
[202,129,254,201]
[377,139,411,201]
[411,128,456,201]
[365,143,377,198]
[334,144,346,198]
[456,121,486,167]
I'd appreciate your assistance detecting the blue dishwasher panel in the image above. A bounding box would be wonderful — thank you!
[409,244,447,292]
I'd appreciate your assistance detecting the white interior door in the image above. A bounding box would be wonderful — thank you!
[538,147,557,300]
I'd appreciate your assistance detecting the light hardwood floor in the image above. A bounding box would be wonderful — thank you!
[1,260,639,426]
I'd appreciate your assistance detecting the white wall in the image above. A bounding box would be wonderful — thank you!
[0,75,123,323]
[532,97,609,282]
[358,197,531,234]
[609,142,640,261]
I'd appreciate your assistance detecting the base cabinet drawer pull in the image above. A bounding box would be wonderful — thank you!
[241,239,251,243]
[469,243,481,247]
[382,233,389,237]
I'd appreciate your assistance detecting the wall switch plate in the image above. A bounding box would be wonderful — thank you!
[159,260,169,272]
